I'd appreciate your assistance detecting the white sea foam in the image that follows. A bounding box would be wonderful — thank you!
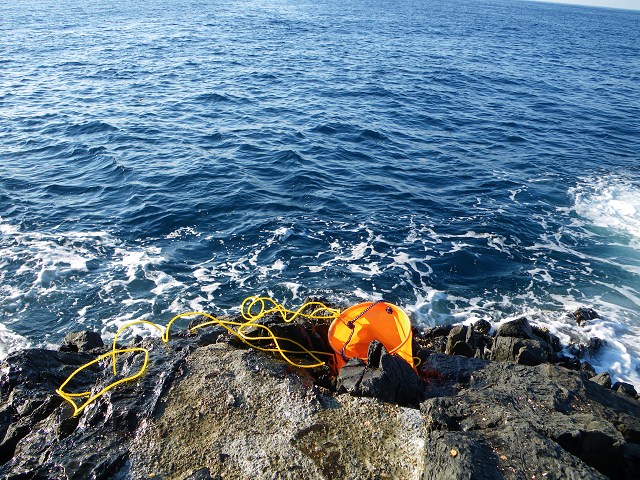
[407,289,471,327]
[0,322,32,361]
[281,282,302,299]
[406,286,640,387]
[571,176,640,240]
[3,212,640,389]
[267,226,292,245]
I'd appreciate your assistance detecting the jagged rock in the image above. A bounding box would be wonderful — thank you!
[473,332,493,359]
[3,319,640,480]
[336,346,426,408]
[514,338,551,365]
[613,381,638,398]
[490,335,520,362]
[421,325,454,339]
[430,336,448,353]
[579,361,598,379]
[59,330,104,353]
[570,307,601,325]
[419,353,640,480]
[532,324,562,352]
[591,372,612,389]
[445,325,476,357]
[422,423,608,480]
[366,339,384,367]
[360,348,426,408]
[473,319,491,335]
[490,335,556,366]
[495,316,535,339]
[568,337,607,359]
[1,339,426,480]
[335,357,365,394]
[416,325,453,354]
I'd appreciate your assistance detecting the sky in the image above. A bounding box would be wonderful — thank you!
[532,0,640,10]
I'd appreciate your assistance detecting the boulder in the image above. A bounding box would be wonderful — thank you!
[472,319,492,335]
[569,307,600,325]
[490,334,556,366]
[3,318,640,480]
[59,331,104,353]
[591,372,612,389]
[568,337,607,360]
[613,381,638,399]
[1,338,426,480]
[495,316,535,339]
[336,344,426,408]
[445,325,475,357]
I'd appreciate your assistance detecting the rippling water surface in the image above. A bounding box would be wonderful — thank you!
[2,0,640,384]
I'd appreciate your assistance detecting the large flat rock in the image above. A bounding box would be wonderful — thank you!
[128,344,426,479]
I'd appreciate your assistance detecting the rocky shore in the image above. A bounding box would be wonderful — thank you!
[1,305,640,479]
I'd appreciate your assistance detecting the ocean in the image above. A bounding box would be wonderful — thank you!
[2,0,640,386]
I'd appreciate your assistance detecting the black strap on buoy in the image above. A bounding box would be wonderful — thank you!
[340,300,387,362]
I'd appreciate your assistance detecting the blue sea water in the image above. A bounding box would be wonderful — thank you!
[2,0,640,384]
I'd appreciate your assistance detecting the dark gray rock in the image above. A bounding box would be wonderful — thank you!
[591,372,612,389]
[489,335,520,362]
[336,347,426,408]
[359,349,426,408]
[569,307,600,324]
[366,339,384,368]
[419,353,640,480]
[445,325,475,358]
[421,325,454,339]
[267,323,314,352]
[568,337,607,360]
[3,325,640,480]
[335,357,365,394]
[191,324,229,347]
[515,338,554,365]
[532,325,562,352]
[621,442,640,480]
[472,319,492,335]
[1,338,426,480]
[495,316,535,339]
[491,335,556,366]
[423,423,608,480]
[613,381,638,398]
[59,330,104,353]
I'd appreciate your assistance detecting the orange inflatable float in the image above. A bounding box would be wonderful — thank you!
[327,300,414,372]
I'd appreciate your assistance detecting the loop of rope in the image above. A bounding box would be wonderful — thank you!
[56,297,341,416]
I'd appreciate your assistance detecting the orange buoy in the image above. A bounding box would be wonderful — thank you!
[328,301,414,372]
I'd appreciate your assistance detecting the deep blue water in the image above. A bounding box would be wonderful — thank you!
[2,0,640,383]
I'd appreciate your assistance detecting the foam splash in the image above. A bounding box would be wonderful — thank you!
[3,211,640,388]
[0,322,32,360]
[571,176,640,240]
[407,290,640,387]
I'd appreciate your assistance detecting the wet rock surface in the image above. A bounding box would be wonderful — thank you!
[1,308,639,479]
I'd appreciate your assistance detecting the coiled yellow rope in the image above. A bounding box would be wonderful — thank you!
[56,296,340,416]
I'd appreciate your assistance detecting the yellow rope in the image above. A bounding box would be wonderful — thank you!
[56,297,340,416]
[56,348,149,417]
